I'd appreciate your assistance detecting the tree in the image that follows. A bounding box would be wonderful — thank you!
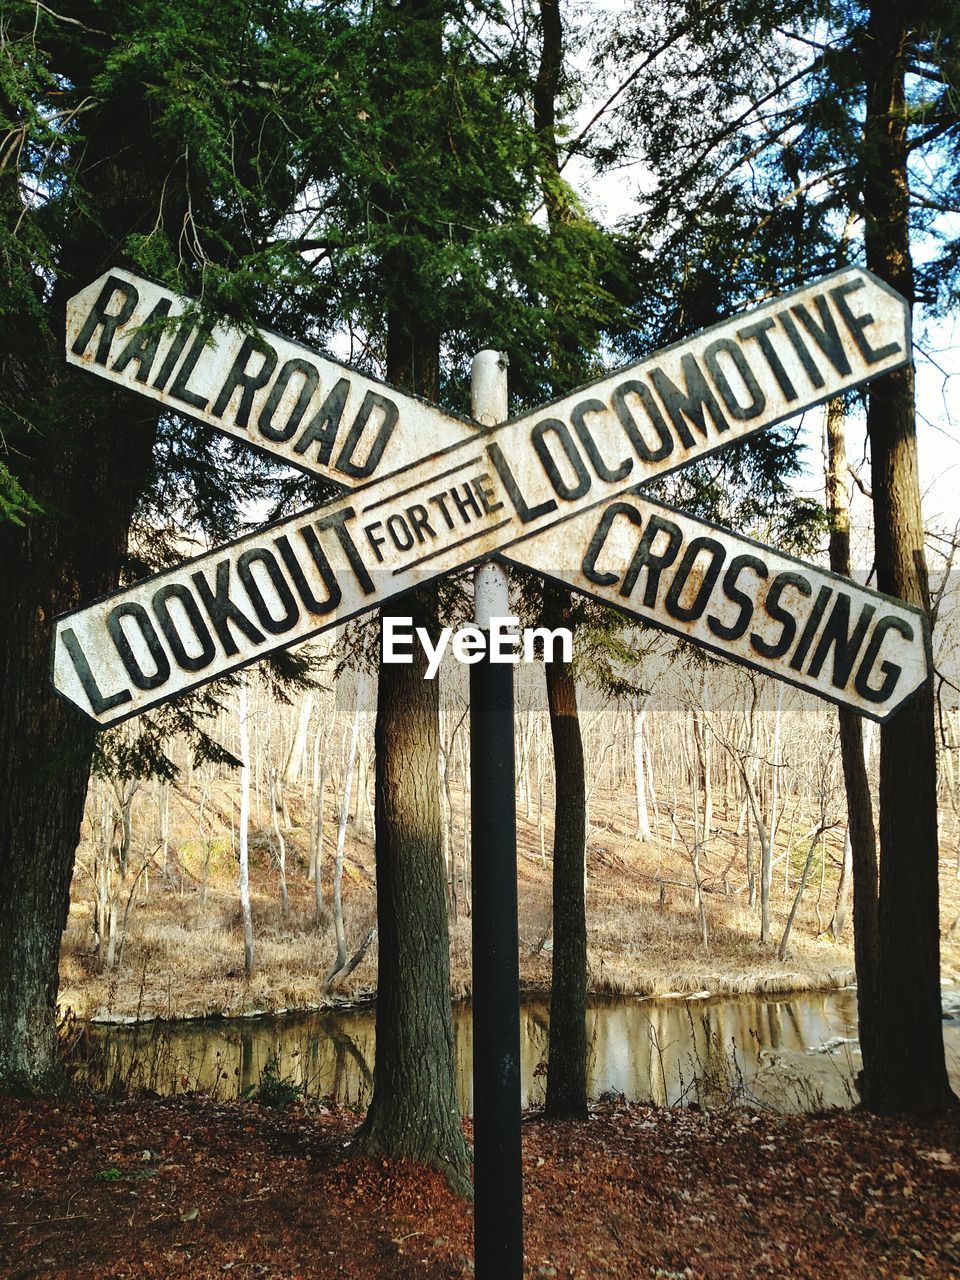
[316,0,629,1165]
[529,0,628,1120]
[237,677,255,978]
[0,2,177,1091]
[0,0,340,1092]
[588,0,959,1112]
[531,0,591,1123]
[542,586,588,1118]
[860,0,956,1111]
[824,396,881,1090]
[354,603,472,1193]
[345,0,491,1191]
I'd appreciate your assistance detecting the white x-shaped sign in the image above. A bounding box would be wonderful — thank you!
[52,267,927,726]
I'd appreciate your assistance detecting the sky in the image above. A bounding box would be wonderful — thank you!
[557,16,960,568]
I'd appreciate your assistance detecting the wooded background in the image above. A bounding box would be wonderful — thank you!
[1,0,959,1197]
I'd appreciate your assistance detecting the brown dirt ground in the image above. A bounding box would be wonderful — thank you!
[1,1095,958,1279]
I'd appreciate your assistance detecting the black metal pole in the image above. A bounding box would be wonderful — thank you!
[470,626,522,1279]
[470,351,522,1280]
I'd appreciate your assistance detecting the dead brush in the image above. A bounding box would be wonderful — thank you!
[672,1010,764,1111]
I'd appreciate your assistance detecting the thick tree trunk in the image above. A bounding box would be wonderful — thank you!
[0,25,186,1091]
[353,608,471,1193]
[0,324,157,1093]
[354,201,470,1185]
[0,409,155,1090]
[860,2,954,1112]
[544,592,588,1119]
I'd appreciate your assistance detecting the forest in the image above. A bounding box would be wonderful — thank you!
[1,0,959,1276]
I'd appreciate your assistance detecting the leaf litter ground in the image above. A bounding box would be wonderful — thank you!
[0,1096,958,1278]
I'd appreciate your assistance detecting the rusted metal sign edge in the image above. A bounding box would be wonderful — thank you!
[52,267,912,726]
[496,265,910,430]
[500,493,931,723]
[49,510,529,729]
[65,268,479,484]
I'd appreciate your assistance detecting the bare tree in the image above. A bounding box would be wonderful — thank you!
[328,676,367,985]
[268,766,289,918]
[237,677,255,979]
[283,691,315,789]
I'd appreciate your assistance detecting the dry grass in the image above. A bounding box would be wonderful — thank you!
[59,775,960,1022]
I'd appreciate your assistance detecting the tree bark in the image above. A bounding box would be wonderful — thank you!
[532,0,590,1121]
[283,692,314,788]
[633,699,652,841]
[328,679,365,983]
[0,285,158,1086]
[237,679,255,979]
[0,8,212,1090]
[860,1,954,1112]
[353,126,470,1181]
[0,390,155,1095]
[823,396,882,1091]
[544,592,588,1119]
[353,605,471,1193]
[830,827,852,941]
[268,768,289,918]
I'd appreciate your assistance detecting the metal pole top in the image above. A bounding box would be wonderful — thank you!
[471,350,509,427]
[471,351,511,624]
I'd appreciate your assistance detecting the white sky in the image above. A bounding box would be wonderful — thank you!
[556,2,959,559]
[564,170,959,569]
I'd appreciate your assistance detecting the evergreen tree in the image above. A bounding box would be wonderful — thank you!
[520,0,821,1117]
[531,0,593,1123]
[349,9,473,1187]
[305,0,623,1157]
[591,0,959,1111]
[859,0,956,1111]
[0,0,346,1091]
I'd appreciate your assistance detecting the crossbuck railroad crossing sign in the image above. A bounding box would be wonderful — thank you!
[53,266,928,726]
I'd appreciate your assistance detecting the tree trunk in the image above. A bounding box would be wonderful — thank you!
[438,700,459,919]
[353,151,470,1183]
[237,679,255,979]
[860,1,954,1112]
[283,692,314,788]
[159,781,170,874]
[779,828,824,962]
[0,14,200,1090]
[691,701,713,843]
[830,827,853,940]
[544,592,588,1119]
[633,700,652,841]
[769,683,783,859]
[823,395,882,1090]
[328,679,365,983]
[269,768,289,918]
[530,0,590,1120]
[312,720,331,926]
[0,338,156,1095]
[353,607,471,1193]
[739,760,773,944]
[758,794,773,945]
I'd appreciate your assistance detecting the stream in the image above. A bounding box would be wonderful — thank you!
[78,987,960,1113]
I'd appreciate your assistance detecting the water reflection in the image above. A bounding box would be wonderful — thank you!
[78,988,960,1114]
